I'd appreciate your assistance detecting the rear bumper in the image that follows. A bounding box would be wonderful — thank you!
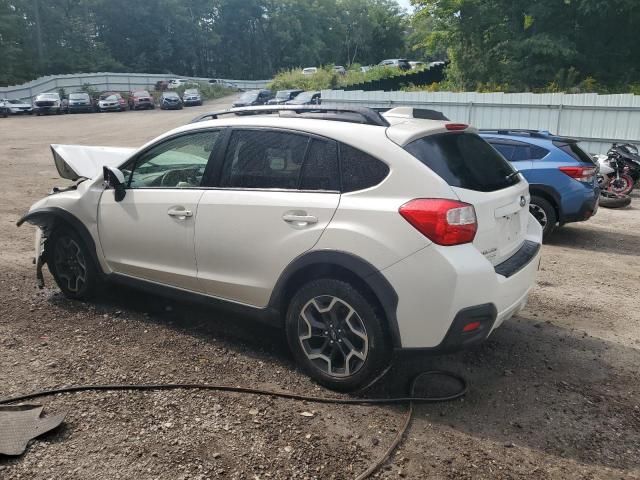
[385,214,542,350]
[561,189,599,224]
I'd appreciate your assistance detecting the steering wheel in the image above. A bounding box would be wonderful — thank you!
[160,168,192,187]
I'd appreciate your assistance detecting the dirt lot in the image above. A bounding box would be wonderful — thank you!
[0,100,639,479]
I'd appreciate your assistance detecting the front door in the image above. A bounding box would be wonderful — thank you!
[195,129,341,307]
[98,130,221,290]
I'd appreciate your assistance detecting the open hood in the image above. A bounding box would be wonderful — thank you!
[51,144,136,181]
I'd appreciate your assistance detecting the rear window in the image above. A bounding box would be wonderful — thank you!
[553,141,594,165]
[405,133,519,192]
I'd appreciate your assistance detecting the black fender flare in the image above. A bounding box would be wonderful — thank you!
[268,250,402,348]
[17,207,102,272]
[528,184,563,222]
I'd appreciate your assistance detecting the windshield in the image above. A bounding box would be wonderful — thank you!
[184,89,198,95]
[276,91,291,99]
[104,95,117,101]
[40,93,58,99]
[405,132,519,192]
[292,92,314,102]
[134,91,150,97]
[8,99,25,104]
[239,92,258,102]
[69,93,88,100]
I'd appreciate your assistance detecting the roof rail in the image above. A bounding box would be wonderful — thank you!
[479,128,552,138]
[479,128,583,143]
[190,105,390,127]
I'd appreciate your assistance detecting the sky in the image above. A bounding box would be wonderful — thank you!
[396,0,413,10]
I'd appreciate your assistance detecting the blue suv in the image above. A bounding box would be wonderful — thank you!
[480,130,599,237]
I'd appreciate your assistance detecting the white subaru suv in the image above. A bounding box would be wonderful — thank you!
[18,105,542,391]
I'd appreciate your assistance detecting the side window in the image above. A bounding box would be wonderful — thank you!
[128,131,219,188]
[492,143,515,161]
[530,145,549,160]
[221,130,308,189]
[300,139,339,191]
[511,145,532,162]
[340,144,390,193]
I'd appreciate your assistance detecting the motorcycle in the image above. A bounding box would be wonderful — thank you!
[603,143,640,195]
[594,154,632,208]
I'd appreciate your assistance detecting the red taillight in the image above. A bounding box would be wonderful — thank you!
[445,123,468,131]
[559,166,596,183]
[399,199,477,246]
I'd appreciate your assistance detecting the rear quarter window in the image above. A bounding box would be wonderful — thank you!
[340,144,390,193]
[405,133,520,192]
[553,141,595,165]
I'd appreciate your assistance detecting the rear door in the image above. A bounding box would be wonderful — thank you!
[195,129,340,307]
[404,132,532,265]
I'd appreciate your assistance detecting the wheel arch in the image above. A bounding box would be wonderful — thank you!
[268,250,401,348]
[17,207,102,272]
[529,184,562,223]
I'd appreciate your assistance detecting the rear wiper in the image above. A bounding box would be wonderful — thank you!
[506,170,521,181]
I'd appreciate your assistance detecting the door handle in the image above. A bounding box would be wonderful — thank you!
[282,213,318,225]
[167,207,193,219]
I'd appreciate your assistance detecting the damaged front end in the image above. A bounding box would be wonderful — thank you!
[17,143,133,287]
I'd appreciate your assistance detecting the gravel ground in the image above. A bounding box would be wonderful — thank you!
[0,100,639,479]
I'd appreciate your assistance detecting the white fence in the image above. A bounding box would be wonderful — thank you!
[0,73,270,101]
[321,90,640,154]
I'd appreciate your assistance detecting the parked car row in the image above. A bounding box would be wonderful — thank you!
[1,88,206,117]
[301,59,433,75]
[232,89,321,109]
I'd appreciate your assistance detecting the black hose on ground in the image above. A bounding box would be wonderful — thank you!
[0,370,466,479]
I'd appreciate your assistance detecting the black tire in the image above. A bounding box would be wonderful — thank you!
[285,279,392,392]
[599,191,632,209]
[47,228,100,300]
[530,195,557,238]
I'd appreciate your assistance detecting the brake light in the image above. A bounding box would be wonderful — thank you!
[399,199,477,246]
[559,166,596,183]
[445,123,468,131]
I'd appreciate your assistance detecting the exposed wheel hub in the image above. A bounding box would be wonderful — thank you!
[298,295,369,378]
[53,237,87,293]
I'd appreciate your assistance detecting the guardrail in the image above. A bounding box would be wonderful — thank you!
[320,90,640,154]
[0,73,270,101]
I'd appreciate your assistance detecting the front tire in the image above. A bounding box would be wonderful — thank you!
[47,228,99,300]
[285,279,391,392]
[530,195,557,238]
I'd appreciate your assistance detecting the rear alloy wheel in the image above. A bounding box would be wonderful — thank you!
[530,195,557,238]
[48,229,99,300]
[286,279,391,392]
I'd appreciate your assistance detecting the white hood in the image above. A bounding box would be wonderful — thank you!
[51,144,136,181]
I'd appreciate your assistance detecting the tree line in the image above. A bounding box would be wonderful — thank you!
[412,0,640,93]
[1,0,638,92]
[0,0,408,86]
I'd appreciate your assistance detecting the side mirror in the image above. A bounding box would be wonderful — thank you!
[103,166,126,202]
